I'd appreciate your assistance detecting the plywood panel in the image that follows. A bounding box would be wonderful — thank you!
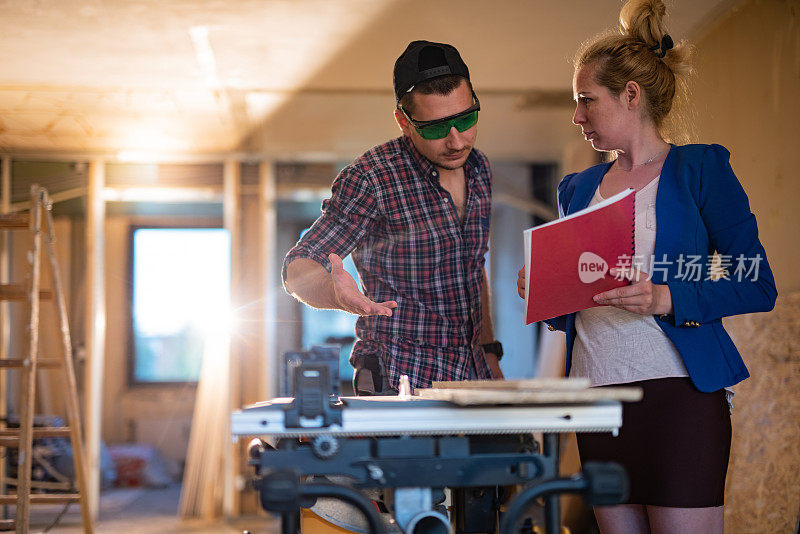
[724,291,800,533]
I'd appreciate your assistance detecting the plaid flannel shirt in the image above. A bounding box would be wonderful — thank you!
[282,135,493,389]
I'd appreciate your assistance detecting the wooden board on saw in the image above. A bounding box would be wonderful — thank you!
[431,378,591,391]
[416,384,642,406]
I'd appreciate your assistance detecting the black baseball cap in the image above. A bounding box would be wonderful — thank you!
[393,40,470,102]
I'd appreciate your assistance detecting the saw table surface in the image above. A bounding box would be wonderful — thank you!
[232,389,638,438]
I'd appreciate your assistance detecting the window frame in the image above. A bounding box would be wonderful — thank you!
[126,221,227,387]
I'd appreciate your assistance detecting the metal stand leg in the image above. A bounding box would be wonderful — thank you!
[543,433,560,534]
[501,478,582,534]
[260,471,385,534]
[500,462,628,534]
[281,511,297,534]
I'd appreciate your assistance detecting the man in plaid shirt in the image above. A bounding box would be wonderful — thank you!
[283,41,503,393]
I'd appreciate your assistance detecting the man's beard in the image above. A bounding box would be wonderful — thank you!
[436,150,469,170]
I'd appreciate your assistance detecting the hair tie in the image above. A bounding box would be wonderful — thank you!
[649,34,674,58]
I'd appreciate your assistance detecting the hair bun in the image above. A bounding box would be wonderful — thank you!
[620,0,668,48]
[574,0,694,141]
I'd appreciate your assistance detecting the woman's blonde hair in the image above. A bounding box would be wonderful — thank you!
[575,0,695,142]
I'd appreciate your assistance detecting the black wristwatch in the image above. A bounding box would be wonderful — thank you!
[481,341,503,360]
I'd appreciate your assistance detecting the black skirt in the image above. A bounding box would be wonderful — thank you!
[576,377,731,508]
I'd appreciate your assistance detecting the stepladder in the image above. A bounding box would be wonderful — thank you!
[0,185,93,533]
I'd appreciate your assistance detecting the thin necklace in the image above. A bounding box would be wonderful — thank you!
[619,146,667,170]
[639,152,660,165]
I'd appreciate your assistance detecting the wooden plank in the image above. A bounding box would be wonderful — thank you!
[0,518,13,531]
[84,160,106,524]
[0,427,71,438]
[431,378,592,391]
[8,187,87,214]
[0,494,80,505]
[0,214,29,229]
[0,428,71,450]
[0,358,61,369]
[3,478,72,491]
[180,328,231,519]
[0,285,52,301]
[222,159,240,518]
[15,186,44,533]
[181,162,240,520]
[260,160,278,401]
[237,160,277,516]
[42,188,94,533]
[0,156,11,522]
[415,386,643,406]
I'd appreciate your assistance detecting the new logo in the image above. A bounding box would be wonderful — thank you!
[578,252,608,284]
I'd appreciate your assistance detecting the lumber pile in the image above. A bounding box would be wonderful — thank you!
[178,330,232,520]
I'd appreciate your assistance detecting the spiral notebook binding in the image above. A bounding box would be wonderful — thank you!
[630,188,636,258]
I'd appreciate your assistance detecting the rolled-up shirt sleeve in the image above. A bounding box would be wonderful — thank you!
[281,165,378,286]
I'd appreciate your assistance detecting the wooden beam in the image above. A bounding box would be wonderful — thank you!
[0,426,72,438]
[101,186,224,204]
[9,187,87,213]
[0,494,80,505]
[16,186,45,532]
[0,155,10,521]
[0,358,61,368]
[43,190,95,533]
[259,160,278,400]
[3,478,72,491]
[84,160,106,522]
[0,214,29,229]
[0,285,52,300]
[222,160,240,517]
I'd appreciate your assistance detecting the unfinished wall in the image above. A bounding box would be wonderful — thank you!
[5,217,74,419]
[691,1,800,531]
[724,292,799,533]
[101,184,271,471]
[693,0,800,293]
[103,215,207,467]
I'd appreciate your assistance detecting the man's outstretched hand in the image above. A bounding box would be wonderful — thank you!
[329,253,398,316]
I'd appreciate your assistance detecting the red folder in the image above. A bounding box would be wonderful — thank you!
[524,188,635,324]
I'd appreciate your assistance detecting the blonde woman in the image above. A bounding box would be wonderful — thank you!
[517,1,776,532]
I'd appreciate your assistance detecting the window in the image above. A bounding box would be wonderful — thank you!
[130,227,230,384]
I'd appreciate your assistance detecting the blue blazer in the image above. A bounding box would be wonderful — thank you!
[545,144,777,392]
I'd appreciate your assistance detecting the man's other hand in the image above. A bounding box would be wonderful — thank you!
[484,352,504,379]
[329,253,398,316]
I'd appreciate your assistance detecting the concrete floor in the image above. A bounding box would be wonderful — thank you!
[16,484,561,533]
[19,484,277,534]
